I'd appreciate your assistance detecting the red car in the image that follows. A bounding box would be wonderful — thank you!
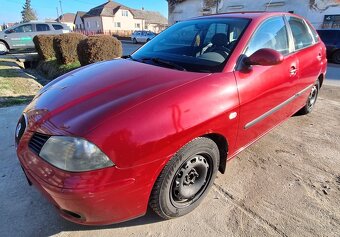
[16,12,326,225]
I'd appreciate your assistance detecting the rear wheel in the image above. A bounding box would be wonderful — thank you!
[0,41,9,55]
[150,137,219,219]
[332,50,340,64]
[297,79,320,115]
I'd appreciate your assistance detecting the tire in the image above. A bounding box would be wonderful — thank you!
[146,38,150,42]
[332,50,340,64]
[297,79,320,115]
[0,41,9,55]
[133,38,137,44]
[150,137,219,219]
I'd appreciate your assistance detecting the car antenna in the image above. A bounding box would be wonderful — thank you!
[265,0,273,11]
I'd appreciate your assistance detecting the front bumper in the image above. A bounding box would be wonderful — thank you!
[17,131,164,225]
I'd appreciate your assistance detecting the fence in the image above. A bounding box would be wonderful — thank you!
[74,29,133,38]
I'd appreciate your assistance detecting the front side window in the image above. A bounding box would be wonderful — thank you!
[287,16,314,50]
[13,24,33,33]
[246,17,289,56]
[132,18,249,73]
[36,24,50,32]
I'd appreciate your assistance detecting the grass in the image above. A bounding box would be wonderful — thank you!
[0,59,42,107]
[37,59,81,79]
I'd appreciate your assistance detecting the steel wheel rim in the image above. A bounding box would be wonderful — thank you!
[170,154,213,208]
[307,85,318,110]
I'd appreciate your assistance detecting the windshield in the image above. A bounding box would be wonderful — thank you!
[131,17,250,73]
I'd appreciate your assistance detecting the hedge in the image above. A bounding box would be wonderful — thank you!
[33,35,56,61]
[77,35,122,66]
[53,33,86,64]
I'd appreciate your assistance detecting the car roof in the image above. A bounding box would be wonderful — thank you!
[317,29,340,31]
[191,11,301,21]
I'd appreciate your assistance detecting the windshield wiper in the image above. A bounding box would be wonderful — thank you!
[122,55,139,62]
[141,57,186,71]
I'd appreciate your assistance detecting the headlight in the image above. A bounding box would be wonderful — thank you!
[39,136,114,172]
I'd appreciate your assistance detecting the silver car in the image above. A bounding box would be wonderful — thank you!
[0,21,70,55]
[131,31,156,44]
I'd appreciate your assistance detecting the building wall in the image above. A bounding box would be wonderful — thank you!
[168,0,340,29]
[75,15,84,29]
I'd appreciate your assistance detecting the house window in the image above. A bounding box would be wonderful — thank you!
[135,23,140,28]
[96,21,100,28]
[122,10,128,17]
[114,22,121,28]
[145,25,148,30]
[87,22,90,28]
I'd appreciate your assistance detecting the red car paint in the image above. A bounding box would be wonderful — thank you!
[16,12,327,225]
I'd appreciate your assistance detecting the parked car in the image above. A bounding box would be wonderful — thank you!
[0,21,70,54]
[16,12,326,225]
[317,29,340,64]
[131,30,156,44]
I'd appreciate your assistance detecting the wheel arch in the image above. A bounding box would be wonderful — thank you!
[202,133,228,174]
[318,73,324,88]
[0,39,10,50]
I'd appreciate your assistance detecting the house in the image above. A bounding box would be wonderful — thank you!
[74,11,86,30]
[56,13,76,30]
[167,0,340,29]
[81,0,168,36]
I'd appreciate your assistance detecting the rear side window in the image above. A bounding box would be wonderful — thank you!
[52,24,64,30]
[36,24,50,32]
[287,17,314,50]
[246,17,290,56]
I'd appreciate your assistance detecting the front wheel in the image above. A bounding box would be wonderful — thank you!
[297,79,320,115]
[132,38,137,44]
[150,137,219,219]
[0,41,9,55]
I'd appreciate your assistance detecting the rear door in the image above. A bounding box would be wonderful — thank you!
[34,23,52,36]
[234,16,299,149]
[285,16,324,110]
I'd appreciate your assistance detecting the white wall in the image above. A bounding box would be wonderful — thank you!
[169,0,340,29]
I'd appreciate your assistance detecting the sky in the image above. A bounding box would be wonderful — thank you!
[1,0,168,23]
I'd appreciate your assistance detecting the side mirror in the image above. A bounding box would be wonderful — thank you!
[245,48,284,66]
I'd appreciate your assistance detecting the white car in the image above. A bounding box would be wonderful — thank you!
[0,21,70,55]
[131,31,156,44]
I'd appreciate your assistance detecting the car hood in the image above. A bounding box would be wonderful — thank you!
[24,59,210,136]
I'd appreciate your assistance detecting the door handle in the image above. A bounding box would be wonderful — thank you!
[290,66,297,76]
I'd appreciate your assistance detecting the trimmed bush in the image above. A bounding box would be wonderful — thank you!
[77,35,123,66]
[33,35,56,61]
[53,33,86,64]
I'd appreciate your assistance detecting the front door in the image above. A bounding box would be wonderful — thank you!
[6,24,35,49]
[234,16,299,150]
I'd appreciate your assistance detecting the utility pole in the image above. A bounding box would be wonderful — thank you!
[56,7,59,21]
[216,0,219,14]
[59,0,64,21]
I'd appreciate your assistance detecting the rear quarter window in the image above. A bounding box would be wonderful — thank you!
[52,24,64,30]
